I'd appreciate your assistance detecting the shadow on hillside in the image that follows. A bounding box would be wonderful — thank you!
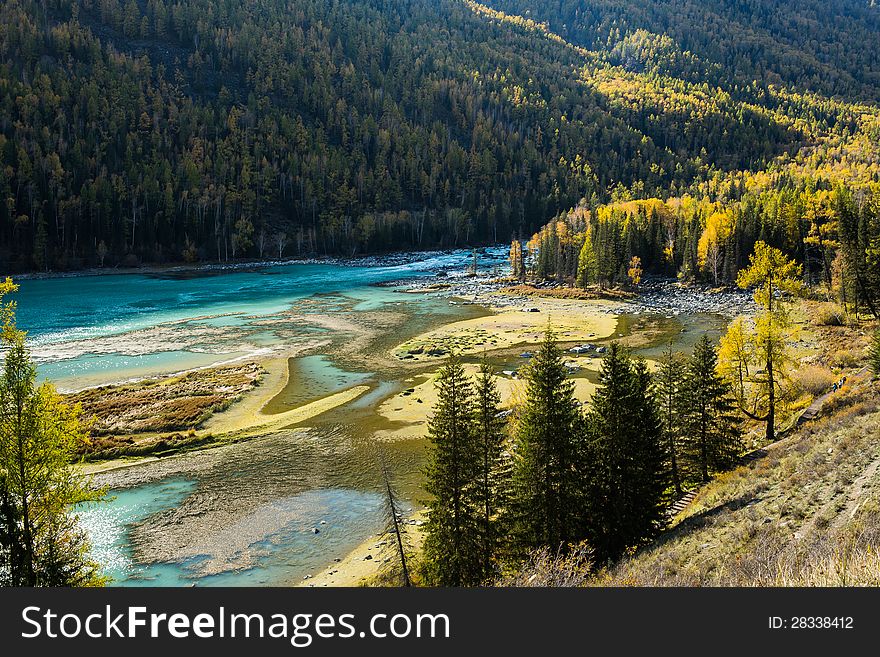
[593,85,803,173]
[653,491,764,548]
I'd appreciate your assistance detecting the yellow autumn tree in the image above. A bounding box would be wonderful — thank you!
[718,242,803,443]
[576,228,598,288]
[0,279,104,586]
[627,256,643,286]
[802,190,839,291]
[697,210,734,285]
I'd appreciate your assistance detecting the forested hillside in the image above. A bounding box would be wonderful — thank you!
[484,0,880,100]
[0,0,877,271]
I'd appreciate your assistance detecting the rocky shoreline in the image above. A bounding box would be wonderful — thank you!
[605,279,755,318]
[403,270,755,319]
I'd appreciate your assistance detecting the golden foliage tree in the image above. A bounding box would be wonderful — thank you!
[0,280,103,586]
[719,242,803,443]
[697,210,734,285]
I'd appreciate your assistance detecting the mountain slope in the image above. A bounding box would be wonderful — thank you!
[505,319,880,587]
[484,0,880,101]
[0,0,876,272]
[601,379,880,586]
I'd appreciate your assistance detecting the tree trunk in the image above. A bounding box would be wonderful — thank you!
[700,417,709,483]
[766,344,775,443]
[15,395,35,585]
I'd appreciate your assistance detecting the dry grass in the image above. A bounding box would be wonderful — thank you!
[81,429,215,461]
[592,381,880,586]
[829,348,863,369]
[809,314,877,370]
[501,284,634,301]
[793,364,837,396]
[814,303,847,326]
[69,362,264,436]
[499,543,594,587]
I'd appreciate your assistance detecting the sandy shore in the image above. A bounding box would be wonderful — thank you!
[198,355,367,436]
[375,363,602,441]
[228,384,370,435]
[299,513,426,587]
[374,294,622,440]
[392,295,619,362]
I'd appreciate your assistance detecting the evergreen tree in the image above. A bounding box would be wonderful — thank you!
[576,228,598,288]
[869,328,880,378]
[684,336,742,482]
[586,343,666,563]
[422,354,482,586]
[511,327,584,553]
[0,281,103,586]
[652,345,687,497]
[473,360,507,581]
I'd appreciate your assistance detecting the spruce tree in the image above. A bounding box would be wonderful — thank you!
[586,343,666,563]
[422,354,483,586]
[653,345,687,497]
[870,328,880,378]
[511,327,584,553]
[685,336,742,482]
[473,360,507,580]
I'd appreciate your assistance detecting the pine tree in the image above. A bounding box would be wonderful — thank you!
[685,336,742,482]
[652,345,687,497]
[586,343,666,563]
[511,327,584,553]
[422,354,482,586]
[473,360,507,580]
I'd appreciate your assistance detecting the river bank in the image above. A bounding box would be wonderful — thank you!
[297,512,426,587]
[70,269,740,466]
[403,270,756,319]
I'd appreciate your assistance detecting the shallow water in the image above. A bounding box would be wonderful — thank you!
[82,421,428,587]
[79,483,384,587]
[264,355,372,413]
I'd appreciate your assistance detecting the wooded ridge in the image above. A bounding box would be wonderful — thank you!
[1,0,877,272]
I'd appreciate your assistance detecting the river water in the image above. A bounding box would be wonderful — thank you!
[9,249,726,586]
[16,251,502,390]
